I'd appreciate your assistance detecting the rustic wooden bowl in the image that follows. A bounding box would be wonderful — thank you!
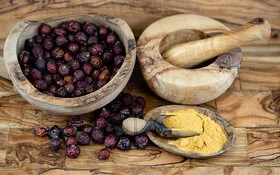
[144,105,236,158]
[137,14,270,104]
[3,14,136,115]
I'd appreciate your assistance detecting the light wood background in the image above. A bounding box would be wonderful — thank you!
[0,0,280,174]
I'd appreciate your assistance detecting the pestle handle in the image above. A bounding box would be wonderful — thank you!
[162,18,271,68]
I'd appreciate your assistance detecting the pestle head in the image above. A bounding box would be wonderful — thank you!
[122,118,148,136]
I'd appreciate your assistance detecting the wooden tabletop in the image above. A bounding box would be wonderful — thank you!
[0,0,280,174]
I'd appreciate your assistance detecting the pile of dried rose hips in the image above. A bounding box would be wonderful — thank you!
[34,93,149,160]
[18,20,125,97]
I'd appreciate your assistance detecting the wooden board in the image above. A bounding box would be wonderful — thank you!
[0,0,279,174]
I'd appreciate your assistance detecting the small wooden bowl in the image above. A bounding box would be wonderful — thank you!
[3,14,136,115]
[144,105,236,158]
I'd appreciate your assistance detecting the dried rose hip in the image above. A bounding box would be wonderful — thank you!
[66,145,80,158]
[104,135,118,148]
[50,138,61,151]
[34,126,49,137]
[98,148,110,160]
[66,136,77,147]
[63,52,74,62]
[63,125,77,137]
[77,132,90,145]
[117,137,131,150]
[134,134,149,149]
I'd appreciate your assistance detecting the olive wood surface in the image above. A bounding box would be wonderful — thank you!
[144,105,236,158]
[3,14,136,115]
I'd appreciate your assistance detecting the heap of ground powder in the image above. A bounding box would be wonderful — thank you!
[163,109,227,154]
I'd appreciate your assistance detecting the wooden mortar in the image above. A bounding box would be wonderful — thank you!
[137,14,271,104]
[4,14,136,115]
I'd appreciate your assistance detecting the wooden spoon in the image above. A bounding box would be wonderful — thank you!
[162,18,271,68]
[122,116,200,138]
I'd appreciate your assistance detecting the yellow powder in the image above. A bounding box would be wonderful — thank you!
[163,109,227,154]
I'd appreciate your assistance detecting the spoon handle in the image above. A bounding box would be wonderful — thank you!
[163,18,271,68]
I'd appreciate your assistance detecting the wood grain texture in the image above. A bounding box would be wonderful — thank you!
[0,124,9,166]
[0,77,16,98]
[247,128,280,166]
[6,128,65,168]
[224,167,280,175]
[0,167,37,175]
[239,56,280,90]
[272,90,280,118]
[216,91,276,127]
[190,128,249,166]
[163,167,224,175]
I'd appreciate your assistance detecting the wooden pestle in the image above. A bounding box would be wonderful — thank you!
[162,18,271,68]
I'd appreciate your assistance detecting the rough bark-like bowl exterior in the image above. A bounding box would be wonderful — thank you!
[4,14,136,115]
[144,105,236,158]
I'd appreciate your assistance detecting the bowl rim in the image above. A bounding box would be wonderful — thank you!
[4,14,136,110]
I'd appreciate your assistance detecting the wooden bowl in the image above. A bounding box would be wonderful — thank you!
[144,105,236,158]
[137,14,242,104]
[3,14,136,115]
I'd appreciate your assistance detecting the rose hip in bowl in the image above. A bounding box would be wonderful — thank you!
[18,20,126,98]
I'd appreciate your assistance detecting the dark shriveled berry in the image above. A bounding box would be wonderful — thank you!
[77,52,90,63]
[63,52,74,62]
[89,44,104,56]
[68,60,80,71]
[67,20,81,33]
[102,52,114,64]
[105,123,114,134]
[108,99,122,112]
[30,68,42,80]
[68,42,80,55]
[114,125,124,137]
[104,135,118,148]
[56,87,67,97]
[63,125,77,137]
[54,27,67,36]
[48,125,61,139]
[43,37,54,50]
[96,117,106,129]
[64,76,73,83]
[91,69,100,80]
[117,137,131,150]
[49,85,57,94]
[87,36,99,45]
[90,56,102,68]
[113,41,124,55]
[55,36,67,46]
[73,69,85,82]
[106,33,117,45]
[109,113,124,125]
[121,93,133,106]
[44,74,53,85]
[82,22,97,35]
[33,35,44,44]
[98,148,110,160]
[97,80,106,89]
[66,136,77,147]
[77,132,90,145]
[91,128,105,144]
[114,55,125,67]
[75,32,87,44]
[49,138,61,151]
[34,58,46,72]
[99,69,110,81]
[69,117,87,129]
[38,23,52,35]
[65,83,75,93]
[19,51,31,64]
[32,44,44,59]
[33,126,49,137]
[73,87,85,97]
[34,80,48,90]
[99,108,110,119]
[135,96,146,107]
[54,77,65,87]
[22,65,31,77]
[82,63,92,75]
[66,145,80,158]
[134,134,149,149]
[131,103,144,117]
[52,47,64,59]
[47,62,57,74]
[83,124,93,134]
[99,27,109,37]
[58,64,70,76]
